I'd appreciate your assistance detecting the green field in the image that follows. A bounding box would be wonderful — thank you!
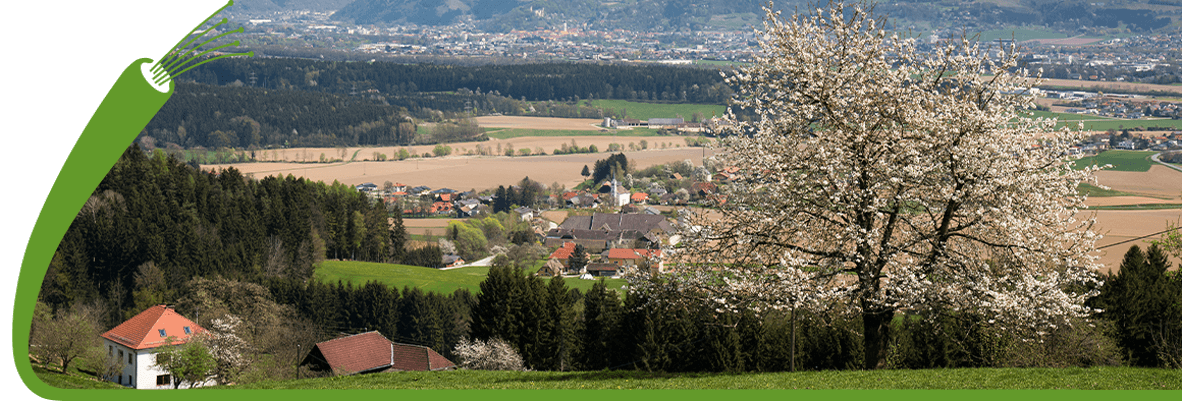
[220,367,1180,390]
[1074,150,1157,172]
[1075,118,1182,131]
[587,99,727,121]
[34,365,128,390]
[314,260,627,294]
[1014,110,1182,131]
[1078,182,1132,197]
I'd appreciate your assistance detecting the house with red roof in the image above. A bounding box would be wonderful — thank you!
[299,331,455,375]
[99,305,209,389]
[548,241,578,270]
[607,248,664,274]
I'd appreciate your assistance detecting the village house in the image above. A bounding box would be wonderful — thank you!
[299,331,455,375]
[99,305,210,389]
[607,248,665,274]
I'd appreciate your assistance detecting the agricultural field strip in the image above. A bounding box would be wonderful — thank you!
[314,260,627,295]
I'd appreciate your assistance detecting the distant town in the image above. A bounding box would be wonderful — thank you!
[227,9,1181,86]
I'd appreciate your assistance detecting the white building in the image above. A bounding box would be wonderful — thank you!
[100,305,211,389]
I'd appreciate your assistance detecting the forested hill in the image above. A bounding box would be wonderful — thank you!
[180,58,733,104]
[41,146,394,328]
[144,82,423,150]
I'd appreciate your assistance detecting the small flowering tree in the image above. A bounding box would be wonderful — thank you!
[197,314,252,384]
[652,1,1103,370]
[452,337,526,371]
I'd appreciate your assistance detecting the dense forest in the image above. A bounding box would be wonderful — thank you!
[179,58,734,104]
[40,145,396,325]
[140,58,734,151]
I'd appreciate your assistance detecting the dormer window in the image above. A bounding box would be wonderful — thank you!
[158,329,166,337]
[183,326,191,335]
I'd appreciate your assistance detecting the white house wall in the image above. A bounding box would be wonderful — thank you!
[102,339,214,389]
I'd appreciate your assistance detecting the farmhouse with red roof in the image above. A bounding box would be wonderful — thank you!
[99,305,209,389]
[607,248,665,273]
[299,331,455,376]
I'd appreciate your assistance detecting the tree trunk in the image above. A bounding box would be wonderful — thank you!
[861,303,893,370]
[790,308,796,372]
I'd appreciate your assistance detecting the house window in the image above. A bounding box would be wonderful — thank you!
[183,326,191,335]
[108,345,112,356]
[118,350,124,363]
[128,352,133,364]
[157,375,171,386]
[158,329,167,337]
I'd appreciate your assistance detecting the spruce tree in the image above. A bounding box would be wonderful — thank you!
[1095,244,1181,367]
[579,280,620,370]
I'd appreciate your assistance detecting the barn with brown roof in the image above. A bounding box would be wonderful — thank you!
[299,331,455,375]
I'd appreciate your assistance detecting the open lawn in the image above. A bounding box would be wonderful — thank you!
[314,260,627,295]
[33,365,127,390]
[587,99,727,121]
[1075,150,1156,172]
[1017,110,1182,131]
[220,367,1179,390]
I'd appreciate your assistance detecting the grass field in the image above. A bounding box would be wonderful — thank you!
[1074,150,1157,172]
[1089,203,1182,211]
[1078,182,1132,197]
[587,99,727,121]
[1016,110,1182,131]
[485,128,665,139]
[34,365,127,390]
[314,260,627,294]
[220,367,1181,390]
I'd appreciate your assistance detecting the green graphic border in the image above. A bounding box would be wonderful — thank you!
[8,2,1178,401]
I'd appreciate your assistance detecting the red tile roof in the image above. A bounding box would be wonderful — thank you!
[304,331,454,375]
[549,241,577,260]
[100,305,204,350]
[630,192,648,202]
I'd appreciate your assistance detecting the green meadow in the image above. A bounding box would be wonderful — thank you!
[1074,150,1157,172]
[1018,110,1182,131]
[220,367,1180,390]
[313,260,627,294]
[587,99,728,121]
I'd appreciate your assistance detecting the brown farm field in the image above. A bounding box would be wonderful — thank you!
[214,145,717,192]
[473,116,604,130]
[1036,78,1182,96]
[247,135,698,163]
[1090,209,1182,273]
[216,124,1182,274]
[1095,165,1182,198]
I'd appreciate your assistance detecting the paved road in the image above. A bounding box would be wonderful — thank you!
[1151,152,1182,173]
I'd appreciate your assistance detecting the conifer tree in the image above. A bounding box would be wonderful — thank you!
[579,280,620,370]
[1094,244,1181,366]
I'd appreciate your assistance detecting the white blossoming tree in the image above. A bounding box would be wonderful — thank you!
[654,1,1103,369]
[452,337,527,371]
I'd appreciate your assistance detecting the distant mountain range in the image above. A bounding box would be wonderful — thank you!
[233,0,1181,35]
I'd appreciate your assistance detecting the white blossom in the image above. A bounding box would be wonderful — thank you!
[631,1,1102,368]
